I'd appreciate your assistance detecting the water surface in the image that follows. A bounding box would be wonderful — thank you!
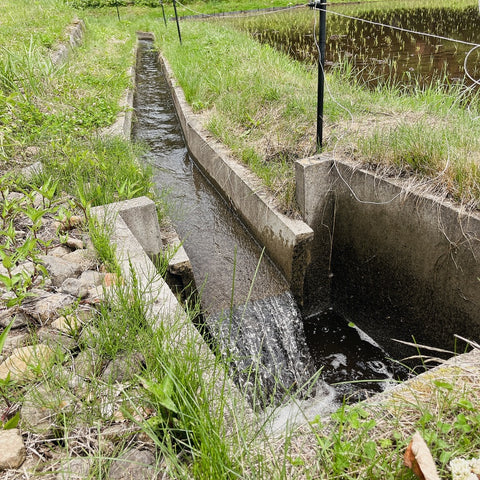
[225,2,480,88]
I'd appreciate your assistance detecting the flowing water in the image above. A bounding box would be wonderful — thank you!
[225,1,480,88]
[133,39,315,405]
[132,38,405,408]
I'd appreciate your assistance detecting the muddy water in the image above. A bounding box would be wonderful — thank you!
[132,39,405,406]
[227,2,480,88]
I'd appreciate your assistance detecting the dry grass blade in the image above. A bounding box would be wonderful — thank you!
[401,355,447,364]
[392,339,456,355]
[453,334,480,351]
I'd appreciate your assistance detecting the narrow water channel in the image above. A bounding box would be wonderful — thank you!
[132,38,406,407]
[133,39,314,405]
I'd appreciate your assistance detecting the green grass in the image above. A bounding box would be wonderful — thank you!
[0,1,158,206]
[153,20,318,210]
[2,1,480,478]
[0,0,77,52]
[154,8,480,209]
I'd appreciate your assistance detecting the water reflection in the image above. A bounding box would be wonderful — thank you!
[224,2,480,88]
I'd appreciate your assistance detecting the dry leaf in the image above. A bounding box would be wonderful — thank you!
[113,409,127,423]
[103,273,122,287]
[404,431,441,480]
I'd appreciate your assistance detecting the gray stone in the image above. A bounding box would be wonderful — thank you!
[63,250,98,272]
[38,327,77,352]
[73,349,103,378]
[60,278,88,299]
[101,424,141,443]
[75,308,96,325]
[83,236,95,252]
[25,146,40,157]
[21,161,43,180]
[22,384,74,434]
[65,237,84,250]
[49,245,72,258]
[50,365,85,391]
[2,330,28,353]
[0,429,26,470]
[107,448,161,480]
[0,291,16,303]
[39,255,84,287]
[6,191,25,203]
[101,352,145,383]
[0,344,55,381]
[0,309,31,329]
[85,286,104,305]
[20,292,76,323]
[79,270,105,288]
[51,315,82,335]
[78,326,99,349]
[32,192,44,210]
[56,457,92,480]
[11,260,35,278]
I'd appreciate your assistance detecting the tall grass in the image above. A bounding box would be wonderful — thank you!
[3,2,480,477]
[0,0,76,52]
[155,14,480,210]
[34,137,154,206]
[154,20,318,210]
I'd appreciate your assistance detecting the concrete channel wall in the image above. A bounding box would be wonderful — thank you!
[158,53,314,302]
[296,155,480,356]
[91,197,254,426]
[51,18,85,66]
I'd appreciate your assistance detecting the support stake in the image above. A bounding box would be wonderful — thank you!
[160,0,167,27]
[310,0,327,151]
[173,0,182,45]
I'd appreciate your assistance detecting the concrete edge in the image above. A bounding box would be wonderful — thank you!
[296,153,480,224]
[296,153,480,325]
[160,218,196,299]
[158,52,314,301]
[101,49,136,139]
[51,18,85,66]
[91,197,254,423]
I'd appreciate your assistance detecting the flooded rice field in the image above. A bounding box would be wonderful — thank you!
[223,0,480,88]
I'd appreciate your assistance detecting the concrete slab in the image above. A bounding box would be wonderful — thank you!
[51,19,85,66]
[91,198,254,428]
[98,196,163,259]
[101,63,135,139]
[160,218,196,300]
[296,154,480,356]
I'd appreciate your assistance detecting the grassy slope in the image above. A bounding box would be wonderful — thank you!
[153,19,319,210]
[154,13,480,209]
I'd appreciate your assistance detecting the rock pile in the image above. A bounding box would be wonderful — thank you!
[0,190,165,479]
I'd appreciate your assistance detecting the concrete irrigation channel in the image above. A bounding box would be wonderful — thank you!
[104,30,480,420]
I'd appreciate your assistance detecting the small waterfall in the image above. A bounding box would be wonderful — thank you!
[208,292,318,406]
[133,38,319,407]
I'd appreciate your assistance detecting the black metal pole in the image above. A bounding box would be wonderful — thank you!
[115,0,121,21]
[160,0,167,27]
[317,0,327,151]
[173,0,182,45]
